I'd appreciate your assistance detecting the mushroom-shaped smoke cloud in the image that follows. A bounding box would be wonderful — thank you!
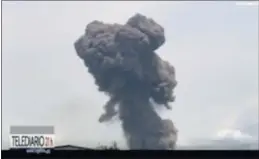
[74,13,178,149]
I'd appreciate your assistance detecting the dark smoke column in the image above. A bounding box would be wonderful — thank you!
[74,14,178,149]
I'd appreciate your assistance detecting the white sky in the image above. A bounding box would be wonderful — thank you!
[1,1,258,149]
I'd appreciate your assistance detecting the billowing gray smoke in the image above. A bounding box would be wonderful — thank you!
[74,14,178,149]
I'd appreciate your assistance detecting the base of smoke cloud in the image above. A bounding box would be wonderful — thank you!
[100,94,178,150]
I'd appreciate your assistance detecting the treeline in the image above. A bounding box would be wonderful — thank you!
[96,141,119,150]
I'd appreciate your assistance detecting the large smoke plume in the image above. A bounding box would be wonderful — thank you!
[74,13,178,149]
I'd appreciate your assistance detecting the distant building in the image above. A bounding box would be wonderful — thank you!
[54,145,91,150]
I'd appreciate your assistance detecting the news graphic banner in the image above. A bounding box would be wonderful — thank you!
[10,126,55,149]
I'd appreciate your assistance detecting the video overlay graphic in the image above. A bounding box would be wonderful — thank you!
[9,126,55,153]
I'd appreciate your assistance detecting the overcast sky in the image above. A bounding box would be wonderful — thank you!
[2,1,258,149]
